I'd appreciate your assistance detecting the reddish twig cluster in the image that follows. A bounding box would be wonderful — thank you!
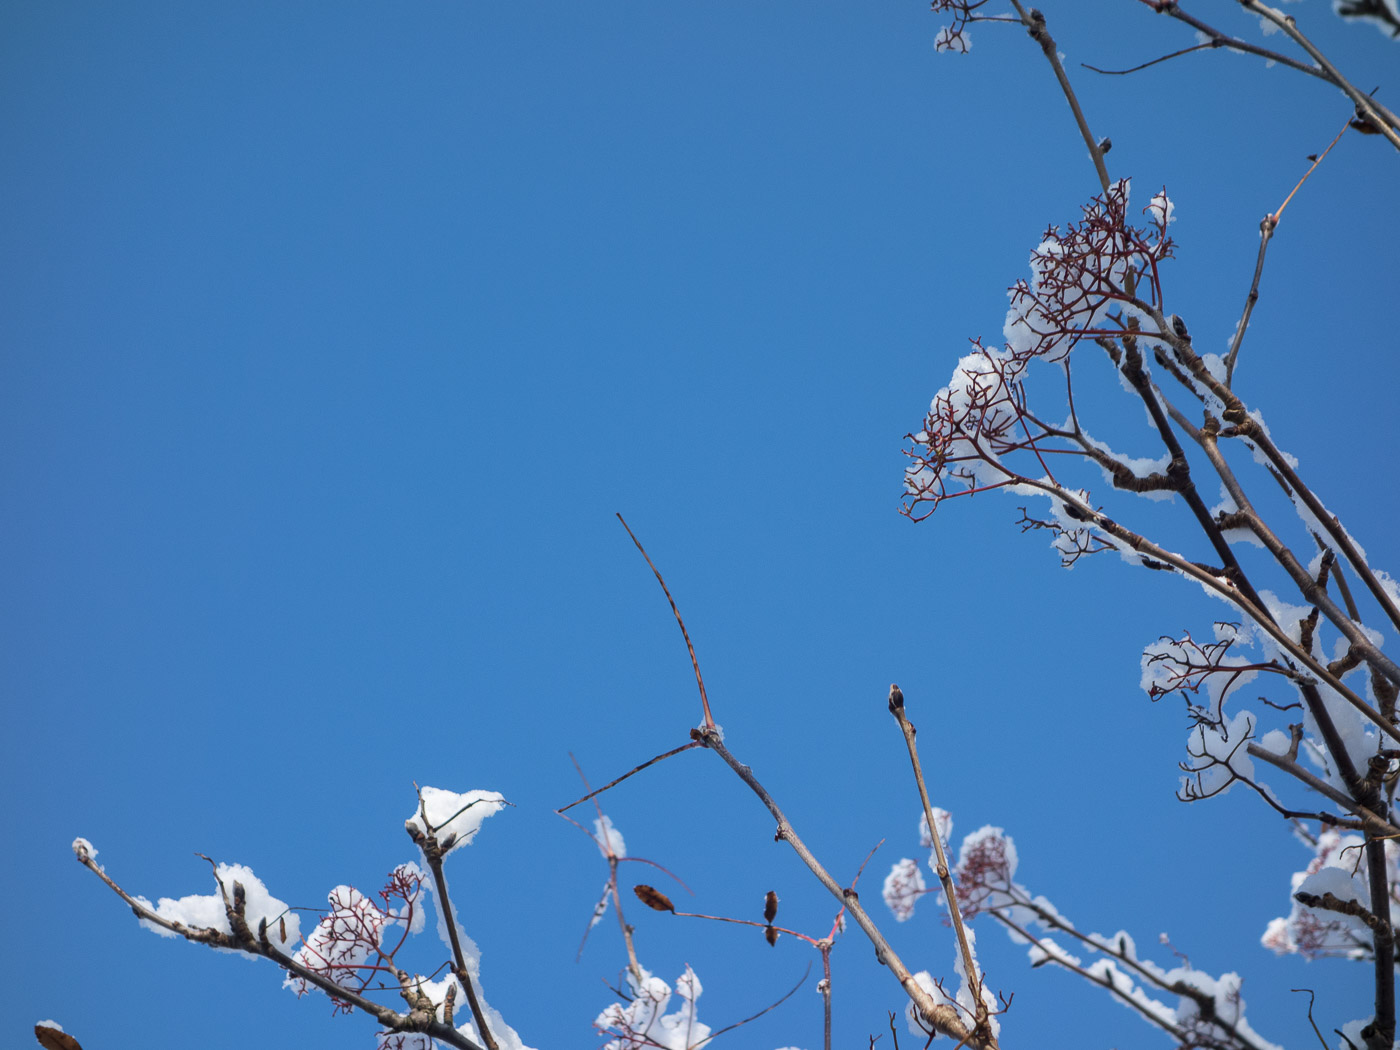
[288,866,426,1012]
[904,182,1180,523]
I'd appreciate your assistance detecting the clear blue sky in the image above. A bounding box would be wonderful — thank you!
[3,4,1397,1049]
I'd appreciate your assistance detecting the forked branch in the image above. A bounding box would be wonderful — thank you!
[616,518,999,1049]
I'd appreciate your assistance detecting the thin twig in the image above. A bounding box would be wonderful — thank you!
[617,513,715,729]
[1246,744,1400,838]
[1011,2,1110,193]
[888,684,988,1032]
[1082,41,1214,76]
[1153,4,1332,79]
[820,941,834,1050]
[1273,118,1352,225]
[1294,988,1332,1050]
[700,964,812,1042]
[1224,215,1274,388]
[1228,116,1349,386]
[659,906,821,943]
[556,742,703,813]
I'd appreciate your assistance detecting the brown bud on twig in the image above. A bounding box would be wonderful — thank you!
[888,683,904,714]
[763,890,779,924]
[765,924,779,947]
[633,885,675,913]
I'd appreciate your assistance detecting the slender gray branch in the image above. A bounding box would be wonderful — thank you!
[1010,1,1111,193]
[1224,216,1275,388]
[1246,744,1400,838]
[888,685,988,1030]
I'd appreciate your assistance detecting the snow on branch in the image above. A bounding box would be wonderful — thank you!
[904,181,1184,526]
[928,1,1017,55]
[595,966,713,1050]
[1004,181,1172,362]
[882,820,1282,1050]
[130,857,301,954]
[286,865,427,1012]
[72,783,527,1050]
[1263,827,1400,964]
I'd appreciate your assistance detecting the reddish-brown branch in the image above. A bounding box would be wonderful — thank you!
[556,742,703,813]
[617,513,715,729]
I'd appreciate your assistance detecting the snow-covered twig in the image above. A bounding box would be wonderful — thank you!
[70,839,488,1050]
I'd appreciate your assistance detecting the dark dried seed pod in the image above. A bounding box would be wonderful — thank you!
[634,885,675,913]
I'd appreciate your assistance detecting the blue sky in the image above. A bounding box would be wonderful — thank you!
[4,4,1398,1049]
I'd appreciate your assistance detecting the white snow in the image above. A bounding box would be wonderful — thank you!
[1263,829,1394,964]
[919,808,952,850]
[934,25,971,53]
[1147,190,1175,227]
[406,786,508,856]
[288,878,416,995]
[1182,710,1258,797]
[596,966,712,1050]
[135,862,300,952]
[594,815,627,859]
[883,858,927,922]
